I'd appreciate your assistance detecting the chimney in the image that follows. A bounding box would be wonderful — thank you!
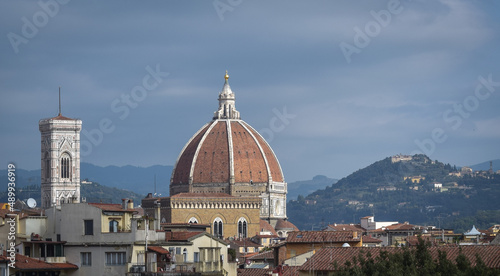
[122,198,128,210]
[127,199,133,209]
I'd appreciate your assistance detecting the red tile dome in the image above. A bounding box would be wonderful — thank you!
[170,72,285,200]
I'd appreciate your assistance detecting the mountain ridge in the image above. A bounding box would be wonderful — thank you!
[287,154,500,232]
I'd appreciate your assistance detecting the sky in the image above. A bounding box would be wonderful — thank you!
[1,0,500,183]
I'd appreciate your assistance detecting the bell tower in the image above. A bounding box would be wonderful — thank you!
[39,89,82,208]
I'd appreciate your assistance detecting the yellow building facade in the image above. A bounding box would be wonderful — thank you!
[143,193,261,239]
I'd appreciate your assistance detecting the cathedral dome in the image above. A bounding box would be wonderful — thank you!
[170,72,287,220]
[170,72,284,194]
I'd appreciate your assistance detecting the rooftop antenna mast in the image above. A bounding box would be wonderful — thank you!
[58,86,62,116]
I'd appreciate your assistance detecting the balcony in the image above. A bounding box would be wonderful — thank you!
[32,256,67,263]
[127,261,223,276]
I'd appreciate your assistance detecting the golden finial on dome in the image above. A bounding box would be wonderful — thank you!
[224,70,229,80]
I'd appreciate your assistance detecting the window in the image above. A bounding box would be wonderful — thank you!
[194,252,199,262]
[109,220,118,232]
[105,252,126,265]
[84,220,93,235]
[238,218,247,238]
[188,217,198,224]
[213,217,223,239]
[44,152,50,179]
[183,248,188,262]
[60,152,71,179]
[81,252,91,266]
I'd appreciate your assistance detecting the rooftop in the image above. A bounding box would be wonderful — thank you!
[286,231,360,243]
[0,253,77,271]
[300,245,500,271]
[88,203,135,212]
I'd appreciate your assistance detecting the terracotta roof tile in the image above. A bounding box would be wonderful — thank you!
[231,121,268,183]
[247,250,274,261]
[326,224,364,232]
[165,231,203,241]
[148,246,170,255]
[171,120,286,192]
[243,122,284,182]
[255,234,279,238]
[1,253,77,270]
[171,123,211,185]
[171,192,234,198]
[259,219,278,236]
[361,235,383,243]
[282,266,300,276]
[275,219,299,231]
[286,231,359,243]
[300,245,500,271]
[237,268,272,276]
[88,203,134,212]
[50,114,75,120]
[193,121,230,183]
[241,252,260,259]
[385,223,415,230]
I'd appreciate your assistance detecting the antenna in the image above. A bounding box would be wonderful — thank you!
[58,86,62,116]
[27,198,37,208]
[154,174,157,195]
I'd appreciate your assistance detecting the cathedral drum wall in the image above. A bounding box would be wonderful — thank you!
[191,183,230,194]
[169,196,261,239]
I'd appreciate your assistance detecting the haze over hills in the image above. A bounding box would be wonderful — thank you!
[2,158,499,232]
[79,163,172,196]
[0,163,171,205]
[0,162,173,196]
[287,154,500,232]
[287,175,337,202]
[469,159,500,172]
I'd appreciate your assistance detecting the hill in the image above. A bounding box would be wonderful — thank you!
[469,159,500,172]
[287,175,337,201]
[0,182,144,206]
[0,162,173,196]
[287,154,500,232]
[79,163,173,196]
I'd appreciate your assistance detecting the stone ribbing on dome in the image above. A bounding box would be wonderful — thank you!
[170,71,287,220]
[241,121,284,183]
[192,121,230,184]
[171,119,284,191]
[171,123,211,186]
[230,121,268,183]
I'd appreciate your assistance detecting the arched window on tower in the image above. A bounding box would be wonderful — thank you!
[60,153,71,180]
[213,217,223,239]
[44,152,50,180]
[238,217,247,238]
[188,217,198,224]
